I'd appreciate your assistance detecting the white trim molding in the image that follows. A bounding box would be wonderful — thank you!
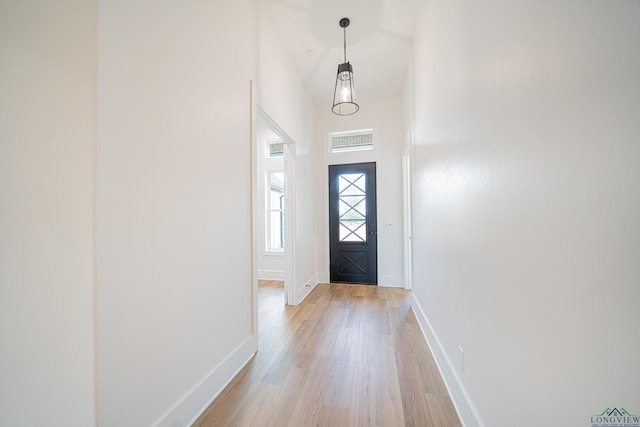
[296,272,321,305]
[410,295,484,427]
[257,269,285,281]
[154,335,258,427]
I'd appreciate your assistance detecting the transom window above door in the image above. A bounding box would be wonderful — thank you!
[328,128,374,153]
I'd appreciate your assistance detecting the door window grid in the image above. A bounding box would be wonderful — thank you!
[338,173,367,242]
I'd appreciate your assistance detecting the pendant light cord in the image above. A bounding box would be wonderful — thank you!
[343,27,347,63]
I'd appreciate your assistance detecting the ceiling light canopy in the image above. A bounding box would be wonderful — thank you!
[332,17,359,116]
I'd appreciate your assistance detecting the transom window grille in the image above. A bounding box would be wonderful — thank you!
[266,171,285,251]
[338,173,367,242]
[266,140,284,158]
[329,129,374,153]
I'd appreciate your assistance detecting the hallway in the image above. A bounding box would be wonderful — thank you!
[194,281,461,427]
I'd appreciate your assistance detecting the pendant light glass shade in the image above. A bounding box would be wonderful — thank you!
[332,18,359,116]
[332,62,358,115]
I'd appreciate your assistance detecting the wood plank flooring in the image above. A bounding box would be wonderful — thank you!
[193,281,461,427]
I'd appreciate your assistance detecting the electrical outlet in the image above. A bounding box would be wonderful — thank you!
[458,345,464,372]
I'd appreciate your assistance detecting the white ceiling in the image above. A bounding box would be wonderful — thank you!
[261,0,419,104]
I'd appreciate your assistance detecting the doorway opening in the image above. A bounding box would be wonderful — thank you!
[328,162,378,285]
[253,106,296,306]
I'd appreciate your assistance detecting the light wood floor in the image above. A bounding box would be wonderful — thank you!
[193,281,461,427]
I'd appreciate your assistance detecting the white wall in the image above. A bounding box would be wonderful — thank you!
[315,95,406,287]
[257,6,319,301]
[0,1,97,426]
[96,1,256,425]
[1,1,321,425]
[409,0,640,425]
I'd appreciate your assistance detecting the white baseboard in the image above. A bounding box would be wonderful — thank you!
[318,271,329,284]
[257,269,285,281]
[153,334,258,427]
[379,274,405,288]
[410,295,483,427]
[296,272,320,305]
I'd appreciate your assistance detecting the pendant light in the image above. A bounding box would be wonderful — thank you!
[332,17,359,116]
